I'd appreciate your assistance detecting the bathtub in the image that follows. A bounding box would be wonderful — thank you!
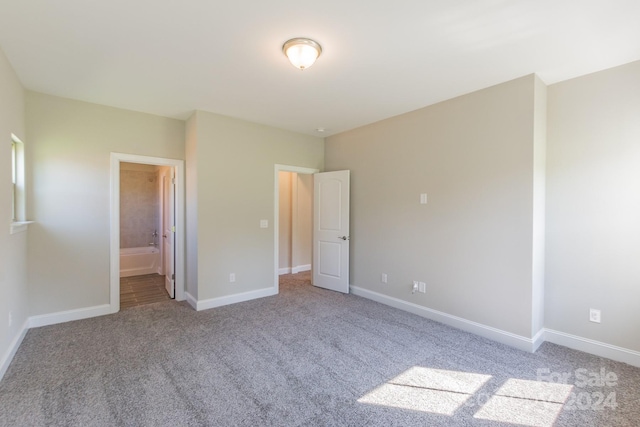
[120,246,160,277]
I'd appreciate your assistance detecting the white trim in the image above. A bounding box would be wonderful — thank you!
[544,329,640,368]
[531,328,546,352]
[0,319,29,381]
[292,264,311,274]
[110,153,186,314]
[28,304,112,328]
[279,265,312,275]
[185,292,198,310]
[274,164,319,294]
[350,286,539,352]
[195,287,277,311]
[9,221,34,235]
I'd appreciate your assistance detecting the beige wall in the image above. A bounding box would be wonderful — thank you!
[188,111,323,300]
[278,171,292,270]
[0,47,27,373]
[278,172,313,272]
[185,113,198,298]
[546,60,640,352]
[532,77,547,335]
[26,92,185,315]
[326,75,542,338]
[293,173,313,269]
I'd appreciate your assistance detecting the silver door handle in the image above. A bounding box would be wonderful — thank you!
[338,236,350,240]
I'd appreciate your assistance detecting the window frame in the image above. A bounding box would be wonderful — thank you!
[9,134,30,234]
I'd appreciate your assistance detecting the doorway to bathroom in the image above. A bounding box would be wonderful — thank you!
[119,162,174,308]
[109,153,185,313]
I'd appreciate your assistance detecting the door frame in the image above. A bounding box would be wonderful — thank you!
[110,153,186,313]
[273,164,319,293]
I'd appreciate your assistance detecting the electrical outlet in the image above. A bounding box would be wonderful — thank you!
[589,308,601,323]
[412,281,419,294]
[419,282,426,293]
[381,273,388,284]
[229,273,236,283]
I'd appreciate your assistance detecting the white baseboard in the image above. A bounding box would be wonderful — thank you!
[350,286,538,352]
[185,292,198,310]
[279,265,311,275]
[196,287,278,311]
[28,304,112,328]
[544,329,640,368]
[0,319,29,381]
[532,328,546,352]
[292,264,311,274]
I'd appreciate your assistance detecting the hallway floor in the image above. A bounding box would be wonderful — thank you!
[120,274,171,309]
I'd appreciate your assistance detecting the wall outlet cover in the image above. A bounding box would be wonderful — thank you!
[419,282,426,293]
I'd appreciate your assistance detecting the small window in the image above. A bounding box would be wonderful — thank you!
[11,134,24,222]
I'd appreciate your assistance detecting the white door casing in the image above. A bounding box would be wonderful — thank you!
[164,170,176,298]
[313,170,350,293]
[110,152,185,312]
[273,164,320,292]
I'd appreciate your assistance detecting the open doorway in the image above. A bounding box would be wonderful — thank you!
[118,162,175,308]
[278,171,313,276]
[109,153,185,313]
[273,165,319,293]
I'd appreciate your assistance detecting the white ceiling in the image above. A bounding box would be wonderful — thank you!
[0,0,639,137]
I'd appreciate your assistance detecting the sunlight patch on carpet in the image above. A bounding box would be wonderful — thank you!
[473,378,573,427]
[358,367,492,416]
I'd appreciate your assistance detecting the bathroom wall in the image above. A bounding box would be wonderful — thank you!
[120,162,160,249]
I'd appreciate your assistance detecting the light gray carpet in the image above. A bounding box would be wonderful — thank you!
[1,272,639,426]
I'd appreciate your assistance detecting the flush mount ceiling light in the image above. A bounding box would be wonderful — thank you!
[282,38,322,70]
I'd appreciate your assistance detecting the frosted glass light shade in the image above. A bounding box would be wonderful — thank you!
[283,38,322,70]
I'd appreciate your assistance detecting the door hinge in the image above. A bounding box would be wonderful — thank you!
[171,177,175,184]
[171,274,175,281]
[171,225,176,232]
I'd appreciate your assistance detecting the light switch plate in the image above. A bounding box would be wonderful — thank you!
[260,219,268,228]
[420,193,428,204]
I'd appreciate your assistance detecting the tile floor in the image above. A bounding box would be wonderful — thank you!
[120,274,171,309]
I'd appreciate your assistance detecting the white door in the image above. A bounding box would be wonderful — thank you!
[313,170,350,293]
[163,170,176,298]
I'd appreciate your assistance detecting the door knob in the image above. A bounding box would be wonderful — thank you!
[338,236,350,241]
